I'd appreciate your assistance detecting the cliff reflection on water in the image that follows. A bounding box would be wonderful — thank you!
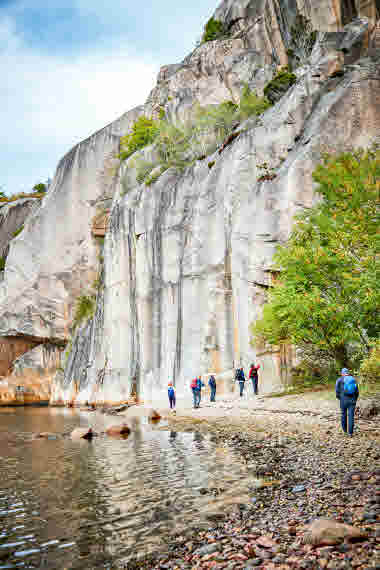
[0,407,249,568]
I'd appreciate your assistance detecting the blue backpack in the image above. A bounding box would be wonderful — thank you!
[343,375,357,396]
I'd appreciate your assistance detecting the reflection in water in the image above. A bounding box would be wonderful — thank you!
[0,408,249,568]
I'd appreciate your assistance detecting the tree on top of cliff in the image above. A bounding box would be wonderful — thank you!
[252,147,380,370]
[202,17,227,43]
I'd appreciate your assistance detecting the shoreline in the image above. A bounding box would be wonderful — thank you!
[122,391,379,569]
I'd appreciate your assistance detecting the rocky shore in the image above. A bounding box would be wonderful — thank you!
[125,397,379,570]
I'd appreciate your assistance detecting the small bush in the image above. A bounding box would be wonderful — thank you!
[119,116,159,162]
[73,295,95,330]
[239,85,272,120]
[0,256,6,271]
[288,14,317,66]
[263,68,297,103]
[359,339,380,385]
[33,183,47,193]
[202,17,227,43]
[208,161,215,169]
[12,225,24,238]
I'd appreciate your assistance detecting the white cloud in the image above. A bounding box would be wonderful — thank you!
[0,16,160,193]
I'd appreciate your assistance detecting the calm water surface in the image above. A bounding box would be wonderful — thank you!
[0,407,250,568]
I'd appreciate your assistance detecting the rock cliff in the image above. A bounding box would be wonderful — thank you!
[1,0,379,405]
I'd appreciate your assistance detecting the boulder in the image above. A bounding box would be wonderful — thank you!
[33,432,59,440]
[70,427,94,440]
[148,409,161,421]
[302,519,367,546]
[105,423,131,437]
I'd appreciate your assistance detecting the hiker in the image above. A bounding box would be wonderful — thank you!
[235,367,246,397]
[249,363,260,395]
[336,368,359,437]
[168,383,176,409]
[208,375,216,402]
[191,376,204,408]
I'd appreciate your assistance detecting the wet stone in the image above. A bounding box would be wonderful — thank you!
[245,559,262,567]
[193,543,220,557]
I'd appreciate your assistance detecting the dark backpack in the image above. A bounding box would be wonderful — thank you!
[343,375,357,396]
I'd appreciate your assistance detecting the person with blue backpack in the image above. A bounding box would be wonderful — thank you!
[190,376,204,408]
[335,368,359,436]
[235,367,246,397]
[168,383,176,409]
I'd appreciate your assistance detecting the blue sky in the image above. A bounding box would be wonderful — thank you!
[0,0,218,194]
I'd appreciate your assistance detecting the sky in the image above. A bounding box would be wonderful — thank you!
[0,0,218,195]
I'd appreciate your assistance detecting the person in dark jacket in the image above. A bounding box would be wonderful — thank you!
[336,368,359,436]
[196,377,204,407]
[208,375,216,402]
[191,377,204,408]
[249,363,260,395]
[168,383,176,409]
[235,368,246,397]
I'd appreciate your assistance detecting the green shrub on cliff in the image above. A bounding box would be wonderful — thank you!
[73,295,95,330]
[32,182,47,193]
[239,85,272,120]
[252,148,380,372]
[120,88,272,186]
[202,17,227,43]
[263,68,297,104]
[0,256,6,271]
[119,116,159,162]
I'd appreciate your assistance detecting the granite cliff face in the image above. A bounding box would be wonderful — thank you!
[1,0,379,405]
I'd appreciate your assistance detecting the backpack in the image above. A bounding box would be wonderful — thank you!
[190,378,197,389]
[168,387,175,397]
[343,375,357,396]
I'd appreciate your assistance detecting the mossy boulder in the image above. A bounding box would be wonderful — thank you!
[264,69,297,104]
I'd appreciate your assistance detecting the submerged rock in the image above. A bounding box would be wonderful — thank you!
[148,410,161,421]
[105,423,131,437]
[302,518,367,546]
[33,432,59,440]
[70,427,94,440]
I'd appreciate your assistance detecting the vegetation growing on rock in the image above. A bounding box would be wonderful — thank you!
[32,182,47,193]
[288,14,317,66]
[120,87,272,187]
[0,190,45,204]
[119,116,159,162]
[263,67,297,104]
[202,17,228,43]
[12,225,24,238]
[0,256,6,271]
[73,295,96,330]
[253,148,380,377]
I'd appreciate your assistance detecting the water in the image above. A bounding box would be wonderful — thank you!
[0,407,251,568]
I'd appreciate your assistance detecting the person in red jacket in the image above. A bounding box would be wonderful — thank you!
[249,363,260,395]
